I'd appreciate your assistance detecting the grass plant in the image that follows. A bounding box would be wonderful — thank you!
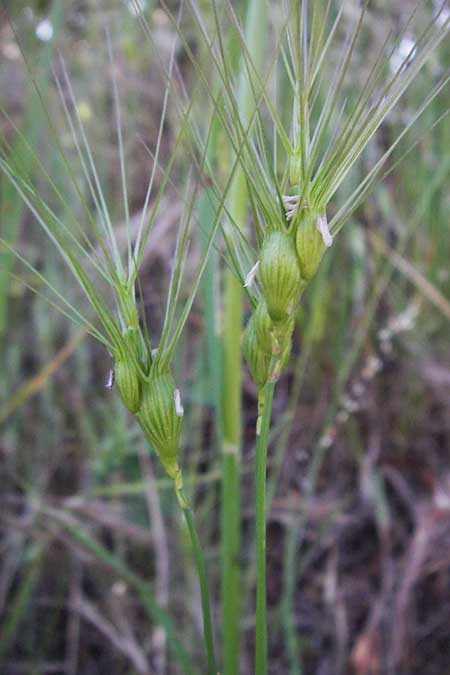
[1,1,449,673]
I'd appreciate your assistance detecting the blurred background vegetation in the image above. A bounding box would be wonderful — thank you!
[0,1,449,674]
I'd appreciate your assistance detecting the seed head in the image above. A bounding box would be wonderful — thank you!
[259,230,301,322]
[137,370,183,480]
[295,209,332,281]
[253,300,273,354]
[114,357,141,414]
[253,299,295,357]
[243,310,293,387]
[243,314,271,388]
[113,326,144,413]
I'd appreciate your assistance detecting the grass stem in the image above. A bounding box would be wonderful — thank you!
[221,270,243,674]
[255,380,276,675]
[220,2,267,671]
[180,493,218,675]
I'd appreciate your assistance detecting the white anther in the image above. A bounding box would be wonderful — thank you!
[282,195,299,204]
[111,581,127,596]
[244,260,260,288]
[173,389,184,417]
[105,369,115,389]
[282,195,308,221]
[285,207,297,221]
[282,194,299,221]
[316,214,333,248]
[151,347,159,357]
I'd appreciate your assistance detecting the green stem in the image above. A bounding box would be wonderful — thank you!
[179,490,218,675]
[221,1,268,672]
[221,269,242,675]
[255,380,276,675]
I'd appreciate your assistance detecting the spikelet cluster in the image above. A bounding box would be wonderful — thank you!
[137,369,183,481]
[243,230,299,387]
[111,293,184,485]
[295,208,331,281]
[114,328,142,413]
[243,201,332,388]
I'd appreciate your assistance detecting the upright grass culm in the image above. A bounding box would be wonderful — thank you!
[184,1,449,671]
[219,1,268,672]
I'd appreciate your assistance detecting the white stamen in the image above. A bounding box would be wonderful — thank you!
[174,389,184,417]
[282,195,308,221]
[286,208,296,221]
[244,260,260,288]
[317,214,333,248]
[151,347,159,357]
[35,19,54,42]
[105,369,115,389]
[282,194,299,221]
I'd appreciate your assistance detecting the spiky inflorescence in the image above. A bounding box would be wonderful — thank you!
[112,317,184,486]
[243,203,332,389]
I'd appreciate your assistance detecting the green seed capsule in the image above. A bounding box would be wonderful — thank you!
[295,209,331,281]
[243,312,293,387]
[115,357,141,414]
[243,315,271,388]
[113,327,144,414]
[253,300,273,354]
[259,231,301,322]
[137,371,183,480]
[254,299,294,356]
